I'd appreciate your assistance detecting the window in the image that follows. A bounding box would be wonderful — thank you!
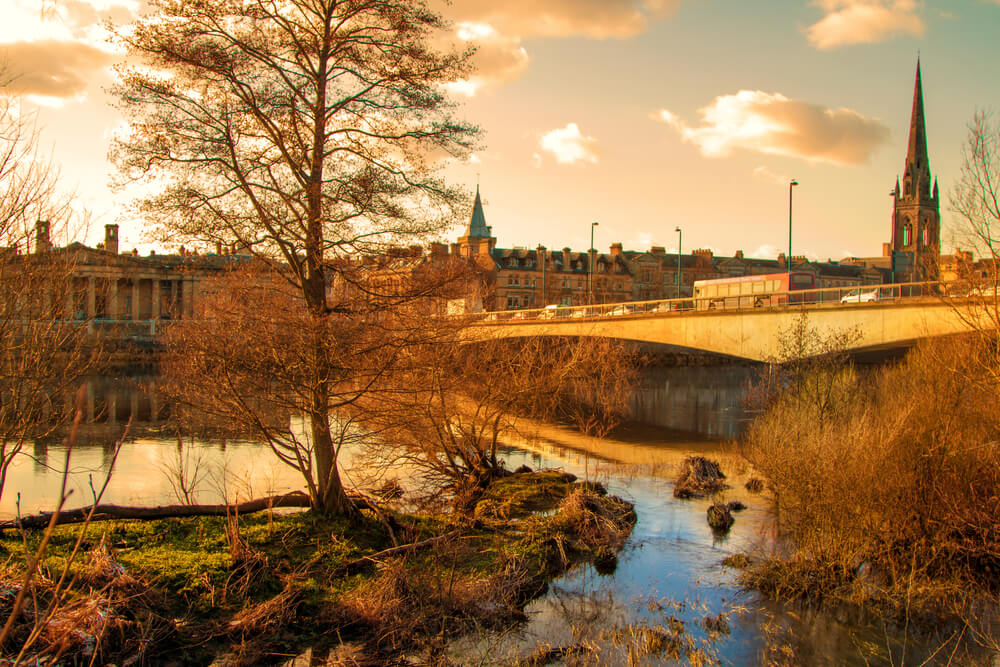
[920,227,929,247]
[902,223,912,246]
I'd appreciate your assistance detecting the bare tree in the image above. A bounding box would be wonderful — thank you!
[360,333,639,505]
[950,111,1000,368]
[0,97,73,248]
[0,80,99,507]
[112,0,477,516]
[161,253,476,513]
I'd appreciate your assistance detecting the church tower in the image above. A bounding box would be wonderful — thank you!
[890,59,940,280]
[457,185,496,258]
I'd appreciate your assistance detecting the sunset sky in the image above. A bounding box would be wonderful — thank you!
[4,0,1000,260]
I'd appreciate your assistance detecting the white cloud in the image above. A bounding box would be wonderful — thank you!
[806,0,924,50]
[655,90,889,166]
[539,123,600,165]
[435,0,687,94]
[439,0,683,40]
[0,40,116,98]
[440,23,530,97]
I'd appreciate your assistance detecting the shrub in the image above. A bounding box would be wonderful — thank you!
[740,335,1000,621]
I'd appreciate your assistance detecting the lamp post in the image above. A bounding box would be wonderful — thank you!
[589,222,599,305]
[788,179,798,277]
[675,226,682,299]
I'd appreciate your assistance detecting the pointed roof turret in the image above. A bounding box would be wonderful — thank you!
[903,59,931,197]
[465,185,492,239]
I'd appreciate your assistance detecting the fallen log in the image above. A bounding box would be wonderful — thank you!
[2,491,313,531]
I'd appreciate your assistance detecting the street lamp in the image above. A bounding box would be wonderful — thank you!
[589,221,599,305]
[788,179,798,277]
[675,226,682,299]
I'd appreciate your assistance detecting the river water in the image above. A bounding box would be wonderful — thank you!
[4,368,984,665]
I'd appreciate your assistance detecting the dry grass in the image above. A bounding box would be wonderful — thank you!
[740,335,1000,632]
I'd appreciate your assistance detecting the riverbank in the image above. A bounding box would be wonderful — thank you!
[1,470,635,665]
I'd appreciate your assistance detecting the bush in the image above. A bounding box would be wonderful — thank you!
[740,335,1000,620]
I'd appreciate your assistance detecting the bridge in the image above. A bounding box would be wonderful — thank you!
[466,283,992,362]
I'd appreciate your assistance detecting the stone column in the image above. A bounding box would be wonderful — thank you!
[109,278,119,319]
[151,277,161,320]
[87,277,96,320]
[184,278,195,318]
[132,279,140,320]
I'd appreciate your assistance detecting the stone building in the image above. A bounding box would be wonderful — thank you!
[456,188,633,310]
[622,247,718,300]
[30,220,245,328]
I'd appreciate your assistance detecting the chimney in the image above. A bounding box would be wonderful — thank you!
[34,220,51,254]
[450,242,460,256]
[430,242,448,258]
[610,242,623,256]
[693,248,713,259]
[650,246,665,255]
[777,252,785,266]
[216,242,223,255]
[104,224,119,255]
[882,242,891,257]
[735,250,744,259]
[562,247,572,270]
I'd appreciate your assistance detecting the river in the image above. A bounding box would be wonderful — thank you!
[4,367,982,665]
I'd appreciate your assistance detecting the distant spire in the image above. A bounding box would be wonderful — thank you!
[465,185,492,239]
[904,58,931,197]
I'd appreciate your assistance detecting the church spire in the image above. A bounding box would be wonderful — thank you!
[903,58,931,199]
[465,185,492,239]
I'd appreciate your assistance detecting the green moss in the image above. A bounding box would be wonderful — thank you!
[4,471,635,665]
[474,470,588,521]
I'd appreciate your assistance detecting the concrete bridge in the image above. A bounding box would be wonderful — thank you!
[468,284,990,362]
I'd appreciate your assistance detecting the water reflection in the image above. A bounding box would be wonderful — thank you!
[631,365,756,438]
[6,368,984,664]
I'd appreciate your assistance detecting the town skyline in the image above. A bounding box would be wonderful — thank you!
[5,0,1000,259]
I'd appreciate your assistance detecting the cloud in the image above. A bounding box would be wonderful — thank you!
[437,0,686,95]
[806,0,925,50]
[0,40,116,98]
[440,0,683,40]
[539,123,600,165]
[655,90,889,166]
[441,23,530,97]
[48,0,138,38]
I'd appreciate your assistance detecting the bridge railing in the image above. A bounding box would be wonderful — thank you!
[467,281,950,324]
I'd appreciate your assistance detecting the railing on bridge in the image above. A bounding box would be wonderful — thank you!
[469,281,951,324]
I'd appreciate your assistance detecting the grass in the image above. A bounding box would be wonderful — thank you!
[1,470,636,665]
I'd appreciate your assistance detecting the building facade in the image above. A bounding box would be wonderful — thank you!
[29,220,244,327]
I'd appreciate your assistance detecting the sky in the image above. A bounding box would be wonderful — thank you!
[3,0,1000,261]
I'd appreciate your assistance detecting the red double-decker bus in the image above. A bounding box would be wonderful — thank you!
[693,272,816,310]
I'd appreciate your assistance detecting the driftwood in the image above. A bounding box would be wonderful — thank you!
[344,529,463,572]
[2,491,313,530]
